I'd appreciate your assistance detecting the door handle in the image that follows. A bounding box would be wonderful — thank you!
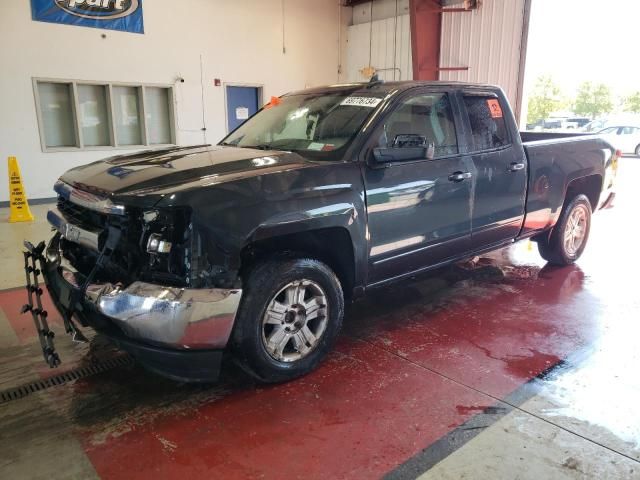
[448,171,472,182]
[508,162,525,172]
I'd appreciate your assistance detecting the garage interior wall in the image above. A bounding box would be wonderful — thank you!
[0,0,347,202]
[345,0,527,113]
[439,0,527,112]
[344,0,413,82]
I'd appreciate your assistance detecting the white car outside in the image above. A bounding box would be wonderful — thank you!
[598,126,640,156]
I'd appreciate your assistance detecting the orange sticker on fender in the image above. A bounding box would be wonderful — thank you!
[487,99,503,118]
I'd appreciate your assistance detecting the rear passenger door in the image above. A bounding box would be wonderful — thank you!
[460,92,527,248]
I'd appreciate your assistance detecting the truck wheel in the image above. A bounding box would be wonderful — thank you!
[232,257,344,383]
[537,194,592,266]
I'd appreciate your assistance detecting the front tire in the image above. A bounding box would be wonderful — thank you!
[537,194,592,266]
[232,257,344,383]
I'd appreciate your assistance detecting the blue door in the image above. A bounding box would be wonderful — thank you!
[226,86,259,132]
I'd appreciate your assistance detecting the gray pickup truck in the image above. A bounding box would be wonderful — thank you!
[24,81,617,383]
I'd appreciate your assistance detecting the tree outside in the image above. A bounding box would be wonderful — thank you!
[623,91,640,113]
[574,82,614,119]
[527,75,564,124]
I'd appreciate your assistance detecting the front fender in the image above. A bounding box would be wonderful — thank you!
[158,161,368,293]
[246,201,367,296]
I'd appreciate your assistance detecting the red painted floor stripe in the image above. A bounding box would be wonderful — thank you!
[0,287,63,344]
[70,264,599,479]
[345,266,598,398]
[77,338,492,480]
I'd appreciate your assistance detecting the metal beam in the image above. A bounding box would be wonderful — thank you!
[514,0,533,126]
[409,0,442,81]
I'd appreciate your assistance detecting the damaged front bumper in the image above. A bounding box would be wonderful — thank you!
[39,234,243,382]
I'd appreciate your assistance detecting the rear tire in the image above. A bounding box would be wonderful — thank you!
[635,144,640,157]
[232,257,344,383]
[537,194,592,266]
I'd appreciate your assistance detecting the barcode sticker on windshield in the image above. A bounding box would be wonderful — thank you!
[341,97,382,108]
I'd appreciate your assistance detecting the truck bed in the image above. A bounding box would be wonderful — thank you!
[520,131,594,144]
[519,130,615,233]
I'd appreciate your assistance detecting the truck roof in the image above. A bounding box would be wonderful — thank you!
[286,80,500,97]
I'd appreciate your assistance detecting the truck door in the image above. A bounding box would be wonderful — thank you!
[460,92,527,248]
[362,89,473,285]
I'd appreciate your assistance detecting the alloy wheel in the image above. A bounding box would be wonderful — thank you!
[564,205,589,256]
[261,279,328,362]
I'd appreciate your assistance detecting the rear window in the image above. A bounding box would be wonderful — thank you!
[463,95,510,151]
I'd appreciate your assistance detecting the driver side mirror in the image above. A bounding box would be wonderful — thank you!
[372,134,435,164]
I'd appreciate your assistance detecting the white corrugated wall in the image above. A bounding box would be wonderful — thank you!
[345,14,413,83]
[343,0,527,113]
[439,0,527,108]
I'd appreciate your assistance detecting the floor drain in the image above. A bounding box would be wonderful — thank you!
[0,355,134,404]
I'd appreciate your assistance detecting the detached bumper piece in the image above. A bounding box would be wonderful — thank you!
[35,234,243,382]
[22,240,89,368]
[22,241,59,367]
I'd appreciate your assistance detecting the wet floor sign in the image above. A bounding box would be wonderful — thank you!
[8,157,34,223]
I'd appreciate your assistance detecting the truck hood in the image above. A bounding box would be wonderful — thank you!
[59,145,313,198]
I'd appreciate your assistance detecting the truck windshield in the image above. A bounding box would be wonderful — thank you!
[221,92,383,160]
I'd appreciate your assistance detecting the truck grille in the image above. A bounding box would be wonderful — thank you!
[52,188,191,288]
[55,194,141,283]
[57,196,108,233]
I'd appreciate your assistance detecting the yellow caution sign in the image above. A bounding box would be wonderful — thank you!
[8,157,34,223]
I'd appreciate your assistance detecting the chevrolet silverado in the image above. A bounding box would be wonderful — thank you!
[24,81,617,383]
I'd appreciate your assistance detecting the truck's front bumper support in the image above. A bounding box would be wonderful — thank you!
[39,235,243,382]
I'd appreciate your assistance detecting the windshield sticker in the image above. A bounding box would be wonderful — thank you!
[308,142,326,151]
[487,99,503,118]
[340,97,382,108]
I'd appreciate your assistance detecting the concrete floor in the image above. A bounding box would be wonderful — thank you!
[0,158,639,479]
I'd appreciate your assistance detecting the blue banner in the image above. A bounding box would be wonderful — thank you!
[31,0,144,34]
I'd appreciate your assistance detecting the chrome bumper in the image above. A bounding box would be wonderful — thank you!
[45,239,242,350]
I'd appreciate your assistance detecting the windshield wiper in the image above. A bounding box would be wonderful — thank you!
[242,144,273,150]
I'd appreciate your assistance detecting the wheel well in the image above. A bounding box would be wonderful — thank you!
[240,227,356,299]
[564,174,602,211]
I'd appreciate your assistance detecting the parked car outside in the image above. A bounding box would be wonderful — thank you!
[597,126,640,156]
[583,114,640,133]
[565,117,591,129]
[527,116,590,132]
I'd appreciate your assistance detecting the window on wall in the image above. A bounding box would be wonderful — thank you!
[77,84,110,147]
[113,86,143,146]
[37,82,76,148]
[145,87,172,145]
[34,79,175,151]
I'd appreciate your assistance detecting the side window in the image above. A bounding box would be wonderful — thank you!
[621,127,637,135]
[463,95,510,151]
[378,93,458,157]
